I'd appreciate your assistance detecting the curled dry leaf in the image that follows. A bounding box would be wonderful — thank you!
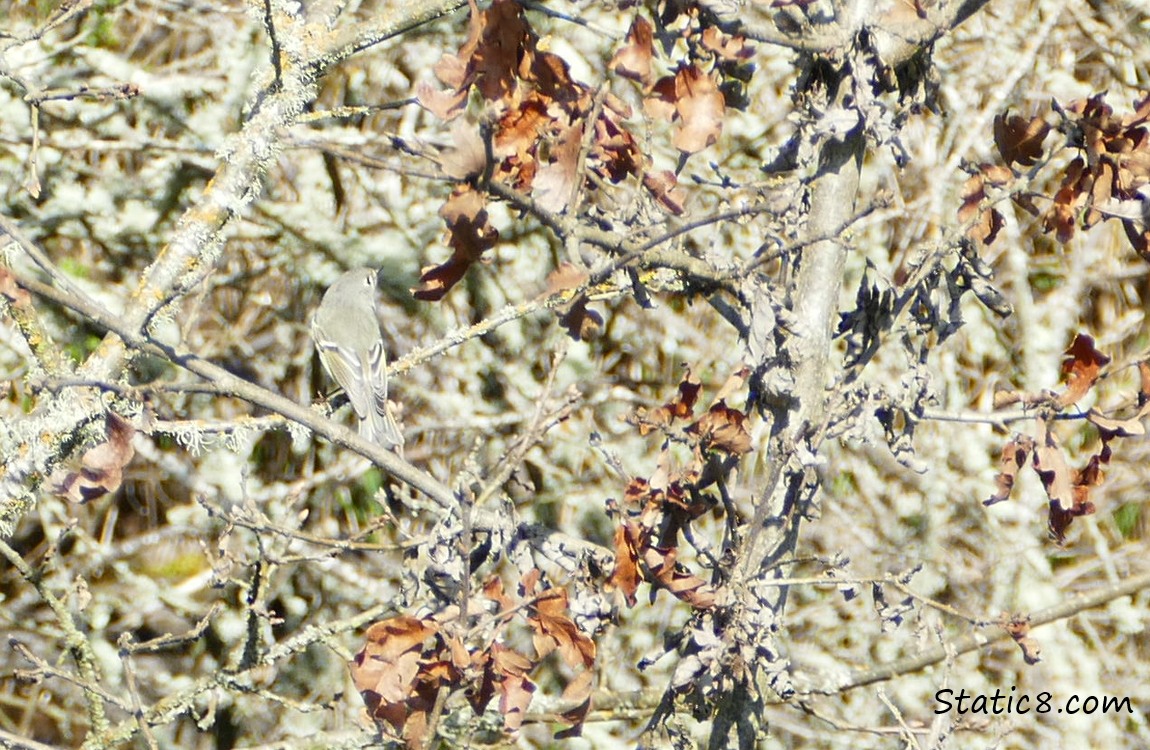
[643,545,717,609]
[413,186,498,301]
[700,27,754,62]
[349,616,463,748]
[1086,403,1150,438]
[1056,333,1109,409]
[524,585,597,669]
[608,522,642,607]
[1049,453,1101,542]
[631,366,702,434]
[984,434,1034,506]
[53,412,136,503]
[642,170,687,215]
[1032,417,1075,513]
[489,643,536,732]
[533,122,584,214]
[1002,615,1042,665]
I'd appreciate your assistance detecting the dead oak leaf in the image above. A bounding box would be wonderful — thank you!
[413,187,498,301]
[642,545,717,609]
[526,586,597,669]
[692,401,752,455]
[642,170,687,215]
[1032,417,1074,512]
[610,15,654,87]
[993,112,1050,168]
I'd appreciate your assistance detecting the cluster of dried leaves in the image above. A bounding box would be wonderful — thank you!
[413,0,753,300]
[986,334,1150,540]
[962,93,1150,257]
[610,367,752,611]
[350,570,595,747]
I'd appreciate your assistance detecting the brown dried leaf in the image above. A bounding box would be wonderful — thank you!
[643,74,678,123]
[984,433,1035,506]
[413,187,498,301]
[1002,615,1042,664]
[526,586,597,669]
[0,267,31,307]
[557,297,603,341]
[349,616,460,745]
[1139,361,1150,406]
[958,171,1004,246]
[700,27,754,61]
[642,169,687,215]
[1032,418,1074,512]
[1086,403,1150,438]
[533,122,583,214]
[993,113,1050,167]
[1056,333,1110,409]
[608,523,642,607]
[554,668,594,738]
[610,15,654,86]
[692,401,753,455]
[672,64,725,154]
[490,644,536,732]
[545,262,588,295]
[642,545,717,609]
[53,412,136,503]
[441,119,488,180]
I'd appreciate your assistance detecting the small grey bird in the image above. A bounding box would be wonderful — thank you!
[311,268,403,449]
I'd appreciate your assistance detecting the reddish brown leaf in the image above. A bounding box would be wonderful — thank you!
[557,297,603,341]
[441,119,488,180]
[608,523,641,607]
[545,262,588,295]
[1086,403,1150,438]
[984,433,1035,506]
[958,170,1005,246]
[0,267,31,307]
[1139,361,1150,406]
[53,412,136,503]
[700,27,754,61]
[993,113,1050,167]
[349,615,462,746]
[610,15,654,86]
[490,644,536,732]
[1056,333,1110,408]
[413,187,498,301]
[1043,157,1086,243]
